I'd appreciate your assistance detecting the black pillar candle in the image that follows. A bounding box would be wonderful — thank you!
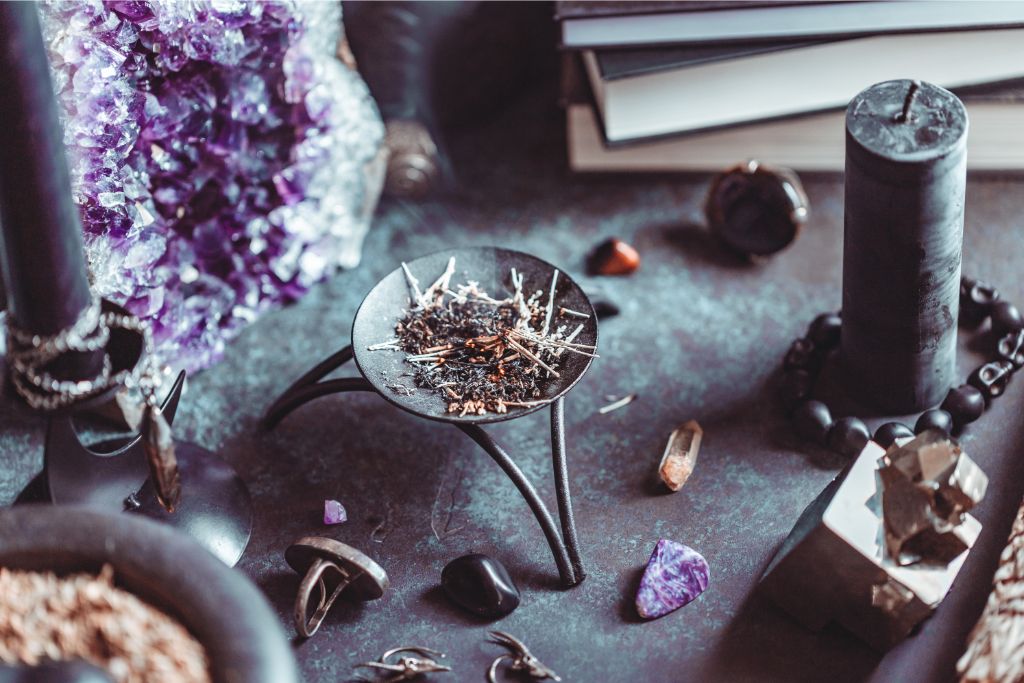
[0,3,100,381]
[842,80,967,413]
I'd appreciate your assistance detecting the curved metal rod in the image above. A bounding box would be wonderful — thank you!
[262,346,355,428]
[458,423,576,587]
[262,377,374,429]
[551,397,585,584]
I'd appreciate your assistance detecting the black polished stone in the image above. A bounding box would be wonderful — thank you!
[874,422,914,449]
[807,312,842,351]
[940,385,986,429]
[915,409,953,436]
[792,400,832,446]
[826,417,870,458]
[441,553,520,619]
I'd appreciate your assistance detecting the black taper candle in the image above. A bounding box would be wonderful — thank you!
[842,79,967,413]
[0,3,101,382]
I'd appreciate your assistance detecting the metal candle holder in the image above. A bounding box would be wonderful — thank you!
[264,247,597,587]
[20,302,253,567]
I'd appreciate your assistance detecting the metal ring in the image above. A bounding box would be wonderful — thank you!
[294,557,352,638]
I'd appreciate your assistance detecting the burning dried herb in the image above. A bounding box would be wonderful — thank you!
[370,257,597,416]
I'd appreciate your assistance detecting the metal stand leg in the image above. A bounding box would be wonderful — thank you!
[551,397,585,582]
[262,346,355,427]
[263,378,372,430]
[264,345,586,588]
[457,423,578,587]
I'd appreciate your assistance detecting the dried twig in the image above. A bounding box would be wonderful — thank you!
[560,306,591,319]
[599,393,637,414]
[555,324,586,358]
[423,256,456,304]
[505,335,561,377]
[401,261,425,306]
[542,270,559,337]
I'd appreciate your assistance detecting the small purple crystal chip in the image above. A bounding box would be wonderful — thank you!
[635,539,710,620]
[323,499,347,526]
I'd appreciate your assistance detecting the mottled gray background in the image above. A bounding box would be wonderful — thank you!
[3,89,1023,683]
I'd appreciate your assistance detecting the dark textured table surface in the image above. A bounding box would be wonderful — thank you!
[3,88,1024,683]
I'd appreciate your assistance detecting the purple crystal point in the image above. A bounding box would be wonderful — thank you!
[323,499,347,525]
[635,539,710,619]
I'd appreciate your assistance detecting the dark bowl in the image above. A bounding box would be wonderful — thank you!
[0,505,297,683]
[351,247,598,425]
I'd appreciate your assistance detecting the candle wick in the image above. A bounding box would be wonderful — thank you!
[895,80,922,123]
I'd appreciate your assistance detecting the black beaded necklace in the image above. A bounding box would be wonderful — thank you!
[781,276,1024,458]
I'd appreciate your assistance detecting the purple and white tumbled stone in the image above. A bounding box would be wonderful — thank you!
[635,539,710,619]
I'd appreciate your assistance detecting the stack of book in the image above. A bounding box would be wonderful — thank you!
[558,1,1024,171]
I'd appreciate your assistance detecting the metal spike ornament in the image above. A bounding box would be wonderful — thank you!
[140,400,180,513]
[124,315,182,511]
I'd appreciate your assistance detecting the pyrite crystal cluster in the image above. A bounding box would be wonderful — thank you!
[38,1,385,371]
[760,432,986,650]
[880,431,988,567]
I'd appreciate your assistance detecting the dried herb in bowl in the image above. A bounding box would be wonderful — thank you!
[370,257,597,416]
[0,565,211,683]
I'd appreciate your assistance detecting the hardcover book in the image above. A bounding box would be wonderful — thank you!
[558,0,1024,48]
[582,28,1024,143]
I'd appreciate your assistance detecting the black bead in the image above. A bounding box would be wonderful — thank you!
[915,409,953,435]
[959,277,999,329]
[807,312,842,350]
[874,422,914,449]
[968,360,1014,402]
[792,400,832,445]
[441,553,520,619]
[783,338,818,372]
[779,369,813,412]
[998,329,1024,368]
[990,300,1024,336]
[826,416,870,458]
[939,384,986,429]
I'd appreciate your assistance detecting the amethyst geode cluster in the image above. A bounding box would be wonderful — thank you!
[39,0,385,371]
